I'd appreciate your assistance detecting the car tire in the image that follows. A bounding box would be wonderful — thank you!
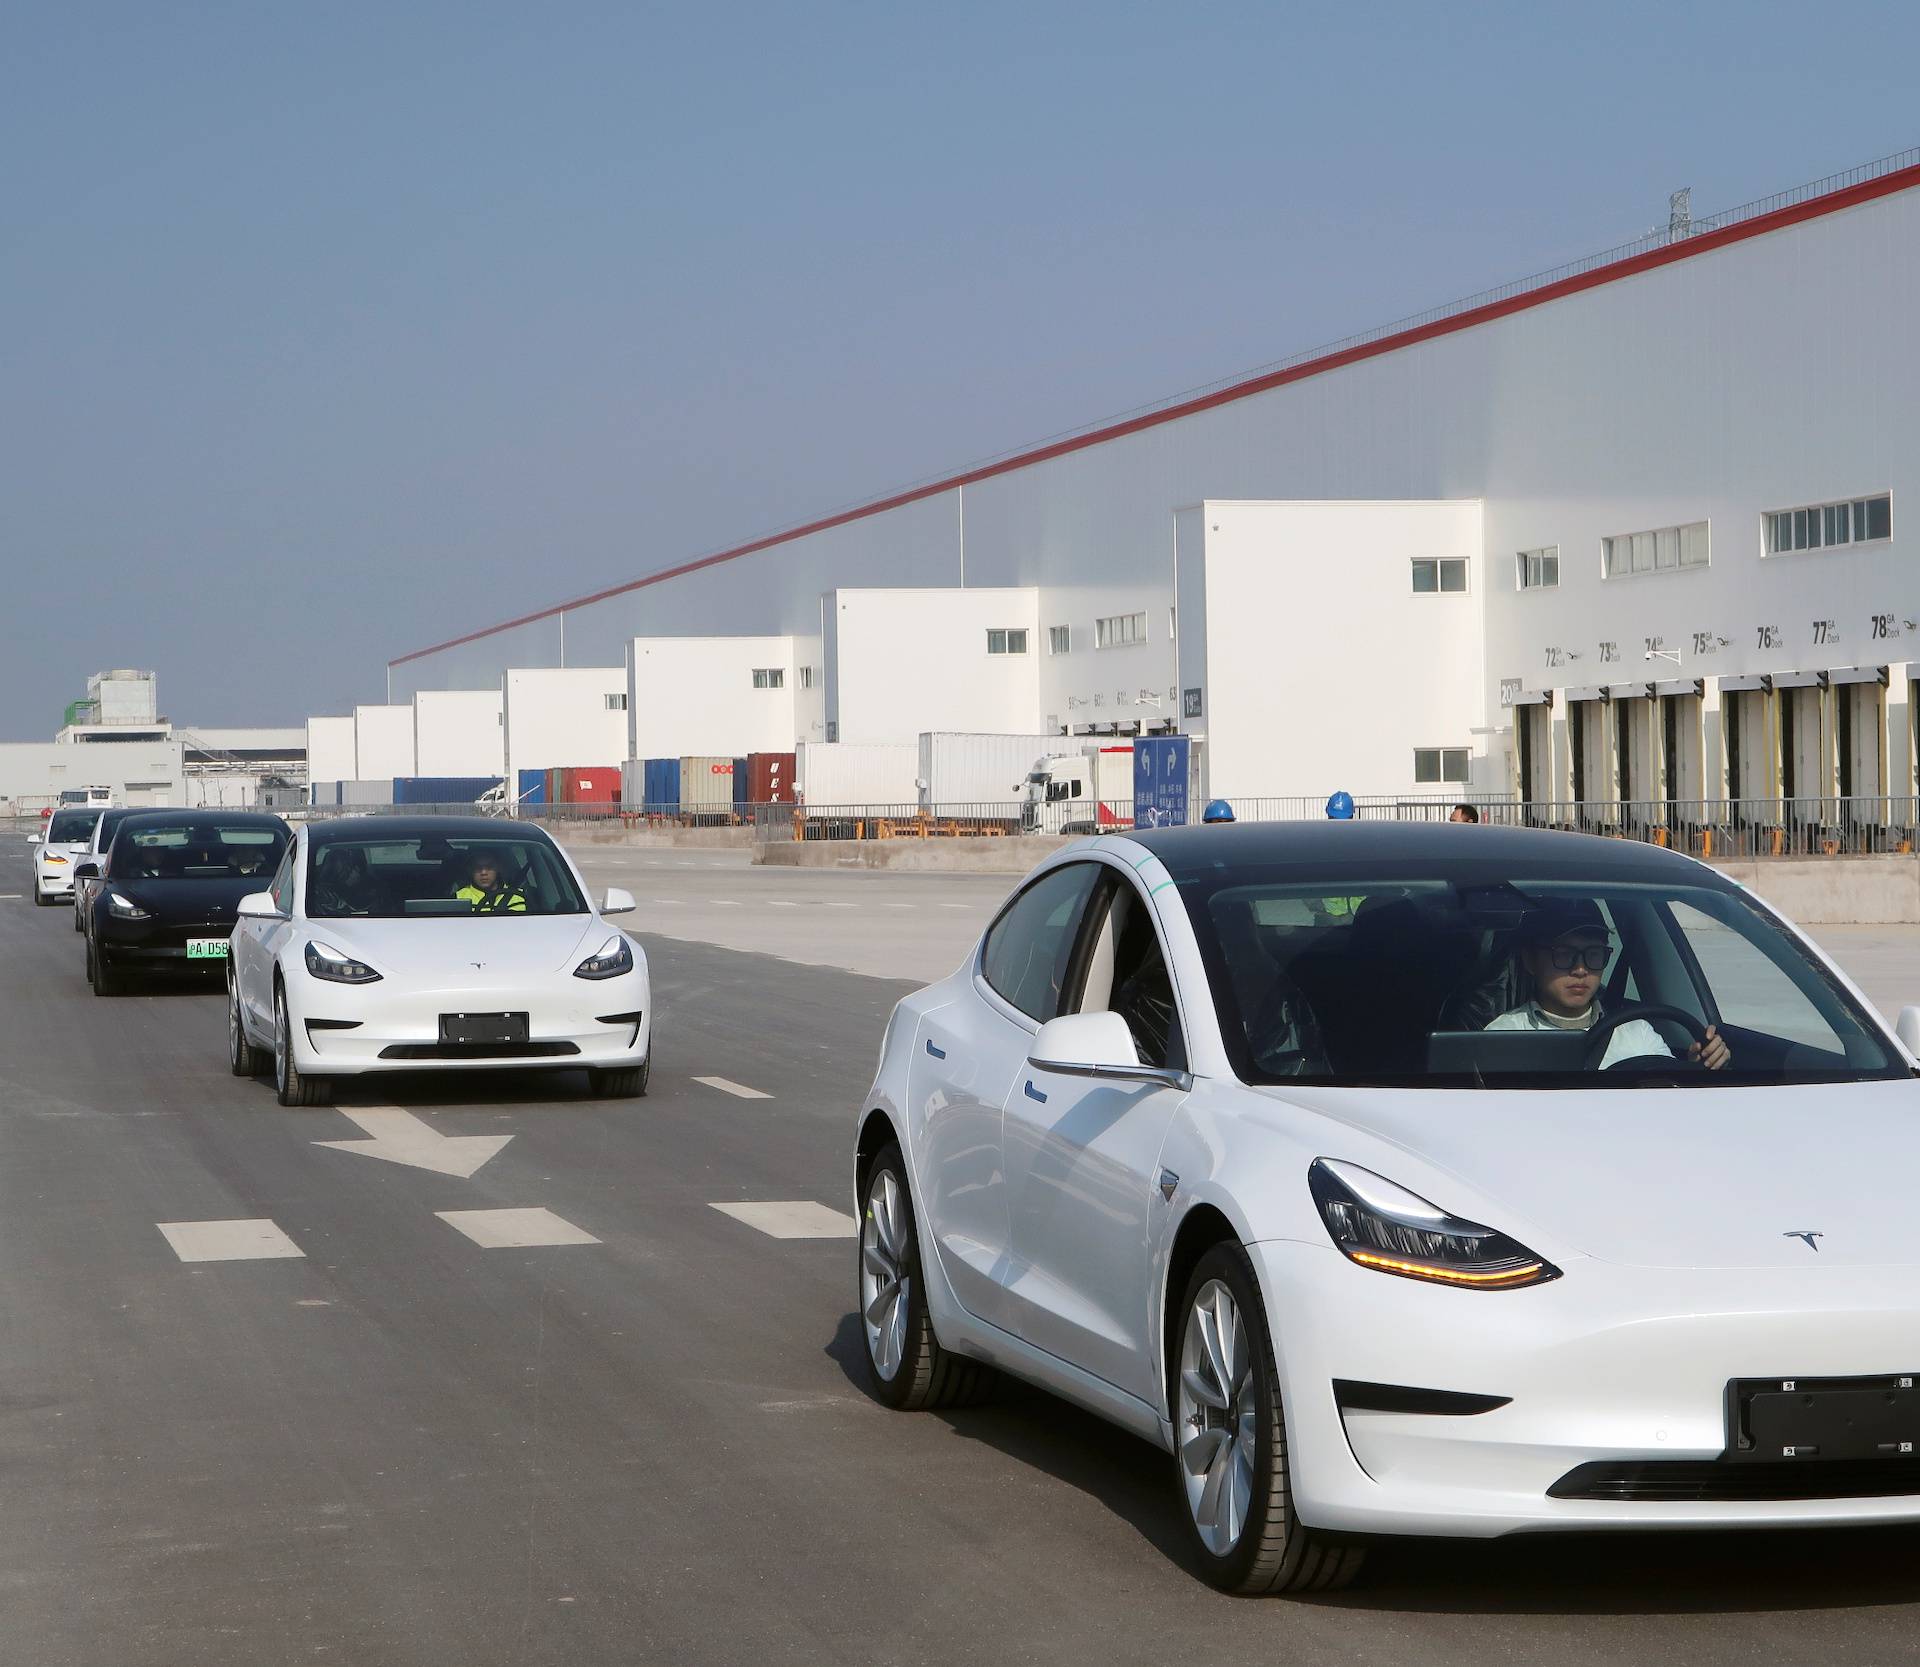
[857,1141,992,1411]
[1172,1242,1365,1595]
[228,975,263,1078]
[587,1052,650,1098]
[34,883,55,907]
[273,985,330,1107]
[88,939,122,997]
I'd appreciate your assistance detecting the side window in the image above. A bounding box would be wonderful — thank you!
[269,847,296,915]
[1075,876,1187,1071]
[980,863,1102,1023]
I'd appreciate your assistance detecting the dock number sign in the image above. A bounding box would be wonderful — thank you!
[1133,736,1191,828]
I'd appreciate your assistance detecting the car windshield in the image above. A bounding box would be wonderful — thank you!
[1179,872,1904,1088]
[111,823,290,881]
[306,832,587,918]
[46,810,97,843]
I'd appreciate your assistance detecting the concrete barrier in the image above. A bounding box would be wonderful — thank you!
[756,835,1071,873]
[1711,856,1920,925]
[561,824,758,849]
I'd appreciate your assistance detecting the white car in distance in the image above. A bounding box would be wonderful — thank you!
[228,817,649,1106]
[27,806,101,906]
[853,821,1920,1593]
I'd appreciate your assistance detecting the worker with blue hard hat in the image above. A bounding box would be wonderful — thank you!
[1202,799,1235,824]
[1325,790,1356,820]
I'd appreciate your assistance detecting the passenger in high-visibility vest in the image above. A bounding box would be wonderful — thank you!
[455,849,527,913]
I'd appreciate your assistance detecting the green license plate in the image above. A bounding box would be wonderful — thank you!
[186,938,230,960]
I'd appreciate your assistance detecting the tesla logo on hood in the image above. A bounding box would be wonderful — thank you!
[470,962,485,970]
[1783,1231,1824,1252]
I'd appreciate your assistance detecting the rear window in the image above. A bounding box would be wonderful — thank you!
[111,824,289,880]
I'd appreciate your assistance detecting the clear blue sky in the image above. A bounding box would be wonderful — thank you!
[3,1,1915,730]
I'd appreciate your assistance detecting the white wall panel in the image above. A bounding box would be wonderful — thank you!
[413,689,504,777]
[502,667,627,788]
[629,636,794,759]
[352,705,415,780]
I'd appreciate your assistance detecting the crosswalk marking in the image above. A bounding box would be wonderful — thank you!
[436,1207,600,1248]
[694,1075,772,1100]
[158,1219,305,1263]
[709,1201,858,1240]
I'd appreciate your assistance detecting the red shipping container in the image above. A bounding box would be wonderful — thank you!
[551,766,621,816]
[746,751,797,805]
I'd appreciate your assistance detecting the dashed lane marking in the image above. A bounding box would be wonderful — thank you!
[694,1075,772,1100]
[709,1201,858,1240]
[158,1219,305,1263]
[436,1207,600,1249]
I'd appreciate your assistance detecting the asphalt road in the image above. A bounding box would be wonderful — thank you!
[8,841,1920,1666]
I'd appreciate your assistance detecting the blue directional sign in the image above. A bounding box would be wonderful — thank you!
[1133,735,1190,828]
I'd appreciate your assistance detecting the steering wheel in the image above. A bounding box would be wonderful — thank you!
[1580,1003,1711,1070]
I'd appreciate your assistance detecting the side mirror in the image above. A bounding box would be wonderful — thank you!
[236,891,284,920]
[26,834,41,846]
[1028,1011,1191,1090]
[72,862,99,881]
[602,887,636,917]
[1897,1006,1920,1059]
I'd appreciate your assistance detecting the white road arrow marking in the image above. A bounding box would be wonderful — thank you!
[313,1107,512,1179]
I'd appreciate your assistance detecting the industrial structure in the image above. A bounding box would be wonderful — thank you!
[299,149,1920,826]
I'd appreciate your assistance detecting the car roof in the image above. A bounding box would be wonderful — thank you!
[1127,818,1729,887]
[307,816,549,844]
[113,809,290,830]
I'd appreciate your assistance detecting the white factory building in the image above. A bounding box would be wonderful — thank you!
[357,150,1920,814]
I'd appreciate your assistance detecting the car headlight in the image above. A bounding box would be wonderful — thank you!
[44,853,68,865]
[304,940,382,984]
[106,891,151,919]
[574,934,633,980]
[1308,1158,1559,1290]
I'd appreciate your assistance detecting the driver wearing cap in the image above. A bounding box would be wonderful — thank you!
[1485,898,1730,1070]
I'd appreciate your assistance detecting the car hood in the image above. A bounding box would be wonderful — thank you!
[103,877,266,923]
[305,914,609,978]
[1257,1078,1920,1269]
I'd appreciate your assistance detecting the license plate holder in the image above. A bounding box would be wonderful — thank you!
[1726,1373,1920,1462]
[439,1011,529,1047]
[186,937,230,960]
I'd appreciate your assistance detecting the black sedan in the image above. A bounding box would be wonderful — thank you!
[79,810,291,996]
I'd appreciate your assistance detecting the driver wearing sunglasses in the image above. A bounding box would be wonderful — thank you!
[1484,897,1731,1070]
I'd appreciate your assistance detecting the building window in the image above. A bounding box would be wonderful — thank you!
[751,668,785,690]
[1095,612,1148,649]
[1603,520,1709,578]
[1048,625,1070,655]
[799,666,814,689]
[603,693,628,711]
[1411,558,1468,594]
[986,628,1029,655]
[1414,747,1470,785]
[1766,493,1891,555]
[1516,547,1560,589]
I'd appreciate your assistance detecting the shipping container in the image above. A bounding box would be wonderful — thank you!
[793,742,917,807]
[516,767,547,806]
[916,733,1062,811]
[550,766,620,806]
[746,751,796,806]
[679,755,736,817]
[308,780,344,807]
[643,758,679,813]
[731,757,749,819]
[338,779,395,807]
[391,775,504,806]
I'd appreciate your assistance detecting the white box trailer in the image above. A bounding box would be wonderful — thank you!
[917,732,1062,812]
[794,741,917,808]
[1022,744,1135,833]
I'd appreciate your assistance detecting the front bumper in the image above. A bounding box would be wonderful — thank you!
[1252,1238,1920,1537]
[36,867,74,896]
[286,966,651,1077]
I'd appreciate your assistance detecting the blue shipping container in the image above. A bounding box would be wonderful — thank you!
[731,756,749,816]
[643,758,679,812]
[517,768,547,806]
[391,776,504,805]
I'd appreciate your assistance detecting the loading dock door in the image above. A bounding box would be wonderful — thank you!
[1779,684,1832,806]
[1724,688,1772,807]
[1518,703,1553,807]
[1616,697,1657,808]
[1660,692,1704,805]
[1570,698,1612,823]
[1836,679,1885,799]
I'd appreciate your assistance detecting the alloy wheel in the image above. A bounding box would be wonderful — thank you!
[273,991,288,1095]
[861,1169,911,1381]
[1177,1278,1257,1556]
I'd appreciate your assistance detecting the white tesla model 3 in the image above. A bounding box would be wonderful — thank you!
[852,821,1920,1593]
[229,817,650,1106]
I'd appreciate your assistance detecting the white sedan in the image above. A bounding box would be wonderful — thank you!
[27,807,101,905]
[229,817,650,1106]
[852,821,1920,1593]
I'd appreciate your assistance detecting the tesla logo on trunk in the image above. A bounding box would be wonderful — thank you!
[1783,1231,1824,1251]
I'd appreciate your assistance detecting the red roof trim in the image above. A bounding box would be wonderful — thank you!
[392,159,1920,668]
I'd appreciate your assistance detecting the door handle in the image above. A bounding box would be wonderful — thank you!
[1023,1080,1048,1104]
[925,1038,947,1059]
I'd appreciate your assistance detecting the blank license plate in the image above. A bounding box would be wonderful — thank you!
[186,938,230,960]
[1729,1374,1920,1461]
[439,1012,529,1046]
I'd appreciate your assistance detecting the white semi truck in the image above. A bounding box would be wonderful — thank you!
[1020,744,1134,834]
